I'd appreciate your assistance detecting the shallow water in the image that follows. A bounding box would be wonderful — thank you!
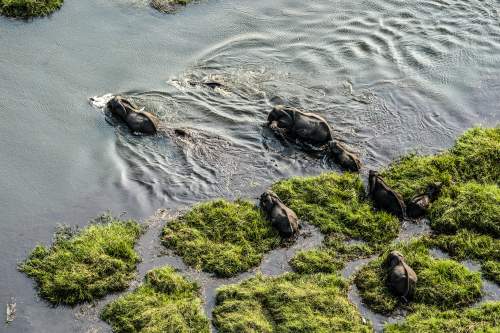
[1,0,499,331]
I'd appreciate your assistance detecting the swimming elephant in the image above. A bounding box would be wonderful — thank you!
[259,190,299,238]
[328,141,361,172]
[406,182,442,218]
[267,106,333,146]
[106,96,159,135]
[386,251,417,301]
[368,170,406,217]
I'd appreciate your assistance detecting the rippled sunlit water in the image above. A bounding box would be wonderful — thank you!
[1,0,499,331]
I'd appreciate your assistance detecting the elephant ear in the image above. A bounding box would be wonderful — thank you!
[137,111,160,133]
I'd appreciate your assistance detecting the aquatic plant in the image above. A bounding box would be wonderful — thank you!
[290,234,374,274]
[101,266,209,333]
[384,302,500,332]
[354,239,483,314]
[271,172,400,245]
[381,127,500,200]
[429,182,500,237]
[19,214,143,305]
[213,273,371,333]
[149,0,192,14]
[429,230,500,284]
[161,199,281,278]
[0,0,63,18]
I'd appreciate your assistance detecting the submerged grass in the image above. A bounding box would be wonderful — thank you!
[0,0,63,18]
[271,172,400,245]
[429,182,500,237]
[382,127,500,200]
[161,199,281,278]
[290,234,375,274]
[101,266,209,333]
[19,214,143,305]
[384,302,500,333]
[354,239,483,314]
[213,273,371,333]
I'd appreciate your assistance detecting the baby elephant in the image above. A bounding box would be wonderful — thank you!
[260,190,299,238]
[267,106,333,146]
[368,171,406,217]
[406,182,442,218]
[386,251,417,301]
[328,141,361,172]
[106,96,159,135]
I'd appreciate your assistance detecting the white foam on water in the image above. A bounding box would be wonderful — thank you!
[88,93,114,110]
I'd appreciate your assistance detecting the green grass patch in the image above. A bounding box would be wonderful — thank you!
[19,214,143,305]
[149,0,192,13]
[161,199,281,278]
[354,239,483,314]
[290,234,375,274]
[0,0,63,18]
[101,266,209,333]
[429,182,500,237]
[381,127,500,200]
[384,302,500,333]
[429,230,500,284]
[271,172,400,245]
[213,273,372,333]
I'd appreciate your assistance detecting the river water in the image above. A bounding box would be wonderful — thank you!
[1,0,499,332]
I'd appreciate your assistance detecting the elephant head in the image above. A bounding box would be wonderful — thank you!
[106,96,159,135]
[259,190,299,238]
[328,141,361,172]
[368,170,406,218]
[385,250,417,301]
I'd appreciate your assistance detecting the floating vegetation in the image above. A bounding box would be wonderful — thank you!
[0,0,63,18]
[162,199,281,277]
[213,273,371,333]
[19,214,143,305]
[354,239,483,314]
[101,266,209,333]
[272,172,400,245]
[150,0,192,14]
[384,302,500,332]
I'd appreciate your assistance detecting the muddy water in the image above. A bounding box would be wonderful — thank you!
[1,0,499,332]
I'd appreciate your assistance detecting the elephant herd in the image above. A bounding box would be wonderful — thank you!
[104,95,441,302]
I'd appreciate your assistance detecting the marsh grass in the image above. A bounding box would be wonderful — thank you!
[381,127,500,200]
[290,234,375,274]
[384,302,500,333]
[161,199,281,278]
[271,172,400,245]
[149,0,192,13]
[19,214,143,305]
[213,273,372,333]
[0,0,63,17]
[101,266,209,333]
[354,239,483,314]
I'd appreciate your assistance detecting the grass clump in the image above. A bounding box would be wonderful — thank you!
[0,0,63,18]
[213,273,372,333]
[19,214,143,305]
[429,230,500,284]
[429,182,500,236]
[354,239,483,314]
[290,235,375,274]
[101,266,209,333]
[161,199,281,278]
[381,127,500,200]
[271,172,400,245]
[384,302,500,333]
[149,0,192,13]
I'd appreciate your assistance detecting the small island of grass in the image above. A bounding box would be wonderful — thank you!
[19,214,143,305]
[0,0,63,18]
[149,0,192,14]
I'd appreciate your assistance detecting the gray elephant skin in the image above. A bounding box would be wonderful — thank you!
[259,190,299,238]
[368,170,406,217]
[386,251,417,301]
[106,96,159,135]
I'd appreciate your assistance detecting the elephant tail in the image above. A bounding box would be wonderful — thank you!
[402,262,411,300]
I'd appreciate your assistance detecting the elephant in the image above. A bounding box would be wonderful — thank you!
[259,190,299,238]
[386,251,417,301]
[267,106,333,146]
[406,182,443,218]
[106,96,159,135]
[328,141,361,172]
[368,170,406,217]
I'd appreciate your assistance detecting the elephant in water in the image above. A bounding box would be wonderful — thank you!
[260,190,299,238]
[106,96,159,135]
[406,182,442,218]
[328,141,361,172]
[368,170,406,217]
[386,251,417,301]
[267,105,333,146]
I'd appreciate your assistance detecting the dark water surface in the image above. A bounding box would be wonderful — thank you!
[1,0,499,331]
